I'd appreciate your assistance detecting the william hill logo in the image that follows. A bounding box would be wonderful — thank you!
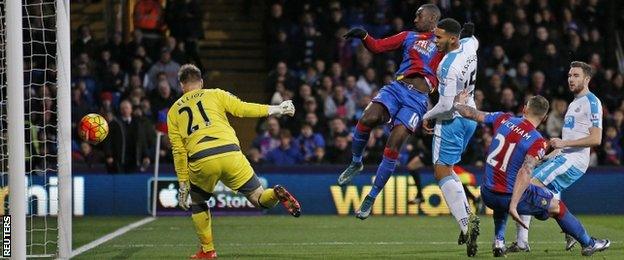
[330,175,487,216]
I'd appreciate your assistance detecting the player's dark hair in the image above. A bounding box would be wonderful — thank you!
[437,18,461,36]
[178,64,202,84]
[527,95,550,117]
[570,61,593,78]
[421,4,441,22]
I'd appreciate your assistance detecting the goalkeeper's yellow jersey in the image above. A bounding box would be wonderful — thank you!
[167,88,269,182]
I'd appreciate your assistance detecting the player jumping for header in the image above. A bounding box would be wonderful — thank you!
[455,93,610,257]
[423,18,481,256]
[337,3,444,220]
[509,61,604,253]
[167,64,301,259]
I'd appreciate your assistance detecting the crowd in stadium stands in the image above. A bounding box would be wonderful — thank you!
[70,0,203,173]
[255,0,624,168]
[66,0,624,173]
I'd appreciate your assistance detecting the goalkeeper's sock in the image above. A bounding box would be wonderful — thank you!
[351,122,371,163]
[439,173,470,234]
[368,148,398,198]
[191,209,215,252]
[258,188,278,208]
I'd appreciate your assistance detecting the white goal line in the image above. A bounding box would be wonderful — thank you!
[70,217,156,258]
[107,240,622,248]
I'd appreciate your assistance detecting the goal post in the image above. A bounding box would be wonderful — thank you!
[56,0,72,258]
[6,1,27,260]
[2,0,72,258]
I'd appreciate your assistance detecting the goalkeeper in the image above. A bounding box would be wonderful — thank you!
[167,64,301,259]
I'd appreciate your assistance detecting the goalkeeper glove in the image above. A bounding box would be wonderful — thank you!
[178,181,190,210]
[460,22,475,39]
[343,28,368,39]
[269,100,295,117]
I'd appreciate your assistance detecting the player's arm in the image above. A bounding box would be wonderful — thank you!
[454,103,487,123]
[509,154,539,229]
[343,28,407,54]
[552,100,603,149]
[551,127,602,149]
[167,108,191,210]
[217,89,294,117]
[423,68,459,120]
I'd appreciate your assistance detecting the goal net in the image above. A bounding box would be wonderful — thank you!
[0,0,71,258]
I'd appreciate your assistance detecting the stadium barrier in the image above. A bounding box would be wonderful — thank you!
[10,166,624,216]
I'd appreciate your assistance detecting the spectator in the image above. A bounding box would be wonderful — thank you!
[356,67,377,96]
[104,100,153,173]
[269,30,293,68]
[72,25,98,57]
[326,132,352,164]
[529,71,547,96]
[103,32,126,66]
[497,22,525,61]
[293,84,314,111]
[165,0,204,69]
[128,58,149,88]
[605,73,624,111]
[265,130,302,165]
[72,142,105,168]
[147,47,181,94]
[296,123,326,162]
[266,61,299,95]
[309,147,327,164]
[511,61,531,93]
[264,3,290,45]
[499,88,519,114]
[150,80,176,121]
[603,126,622,165]
[164,37,190,65]
[546,99,567,138]
[295,25,324,68]
[102,62,126,94]
[252,117,281,157]
[324,85,355,120]
[328,117,350,143]
[73,63,98,104]
[133,0,164,58]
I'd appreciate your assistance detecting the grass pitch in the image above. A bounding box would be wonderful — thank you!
[71,215,623,259]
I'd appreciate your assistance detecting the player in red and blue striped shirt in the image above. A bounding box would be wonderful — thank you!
[337,4,444,220]
[455,94,610,257]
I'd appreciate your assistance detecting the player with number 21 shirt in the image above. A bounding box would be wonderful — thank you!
[167,64,302,258]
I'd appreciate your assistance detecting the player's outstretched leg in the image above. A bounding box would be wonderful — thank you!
[244,180,301,217]
[338,103,388,186]
[355,147,399,220]
[273,185,301,217]
[551,200,610,256]
[337,122,370,185]
[356,125,408,220]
